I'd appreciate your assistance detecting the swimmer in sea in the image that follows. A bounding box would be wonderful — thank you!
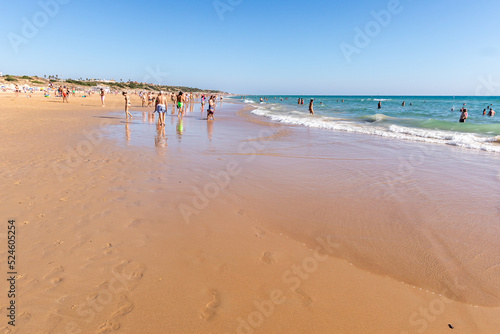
[489,108,495,117]
[378,101,382,109]
[309,99,314,115]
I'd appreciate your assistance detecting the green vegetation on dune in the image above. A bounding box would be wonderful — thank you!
[66,79,97,87]
[1,75,224,93]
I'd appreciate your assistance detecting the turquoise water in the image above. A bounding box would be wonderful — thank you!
[232,96,500,152]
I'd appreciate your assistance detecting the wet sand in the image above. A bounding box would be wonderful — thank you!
[0,92,499,333]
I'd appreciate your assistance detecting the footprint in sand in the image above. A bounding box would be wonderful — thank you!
[112,297,134,318]
[111,261,146,291]
[260,252,273,265]
[96,320,121,334]
[43,266,64,285]
[200,289,220,321]
[18,312,31,322]
[295,288,312,306]
[253,227,266,238]
[103,243,113,255]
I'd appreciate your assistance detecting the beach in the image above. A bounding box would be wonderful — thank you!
[1,92,499,334]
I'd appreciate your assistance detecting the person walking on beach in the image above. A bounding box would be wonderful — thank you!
[123,91,132,118]
[207,95,215,120]
[459,108,468,123]
[176,91,185,116]
[62,87,69,103]
[155,91,168,125]
[309,99,314,115]
[147,92,153,107]
[100,88,106,107]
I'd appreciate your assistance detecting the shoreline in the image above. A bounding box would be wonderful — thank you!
[237,96,500,154]
[1,93,499,333]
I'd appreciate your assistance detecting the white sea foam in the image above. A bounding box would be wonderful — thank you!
[251,107,500,153]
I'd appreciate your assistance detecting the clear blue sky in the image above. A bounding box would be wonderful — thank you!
[1,0,500,95]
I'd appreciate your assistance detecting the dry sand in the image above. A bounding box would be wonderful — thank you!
[0,92,499,333]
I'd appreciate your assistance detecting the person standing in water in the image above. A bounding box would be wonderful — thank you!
[123,92,132,118]
[309,99,314,115]
[378,101,382,109]
[459,108,468,123]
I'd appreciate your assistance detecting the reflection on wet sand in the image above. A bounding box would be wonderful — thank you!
[176,119,184,142]
[125,122,131,143]
[207,119,213,142]
[155,124,167,148]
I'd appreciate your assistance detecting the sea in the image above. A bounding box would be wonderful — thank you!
[231,95,500,153]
